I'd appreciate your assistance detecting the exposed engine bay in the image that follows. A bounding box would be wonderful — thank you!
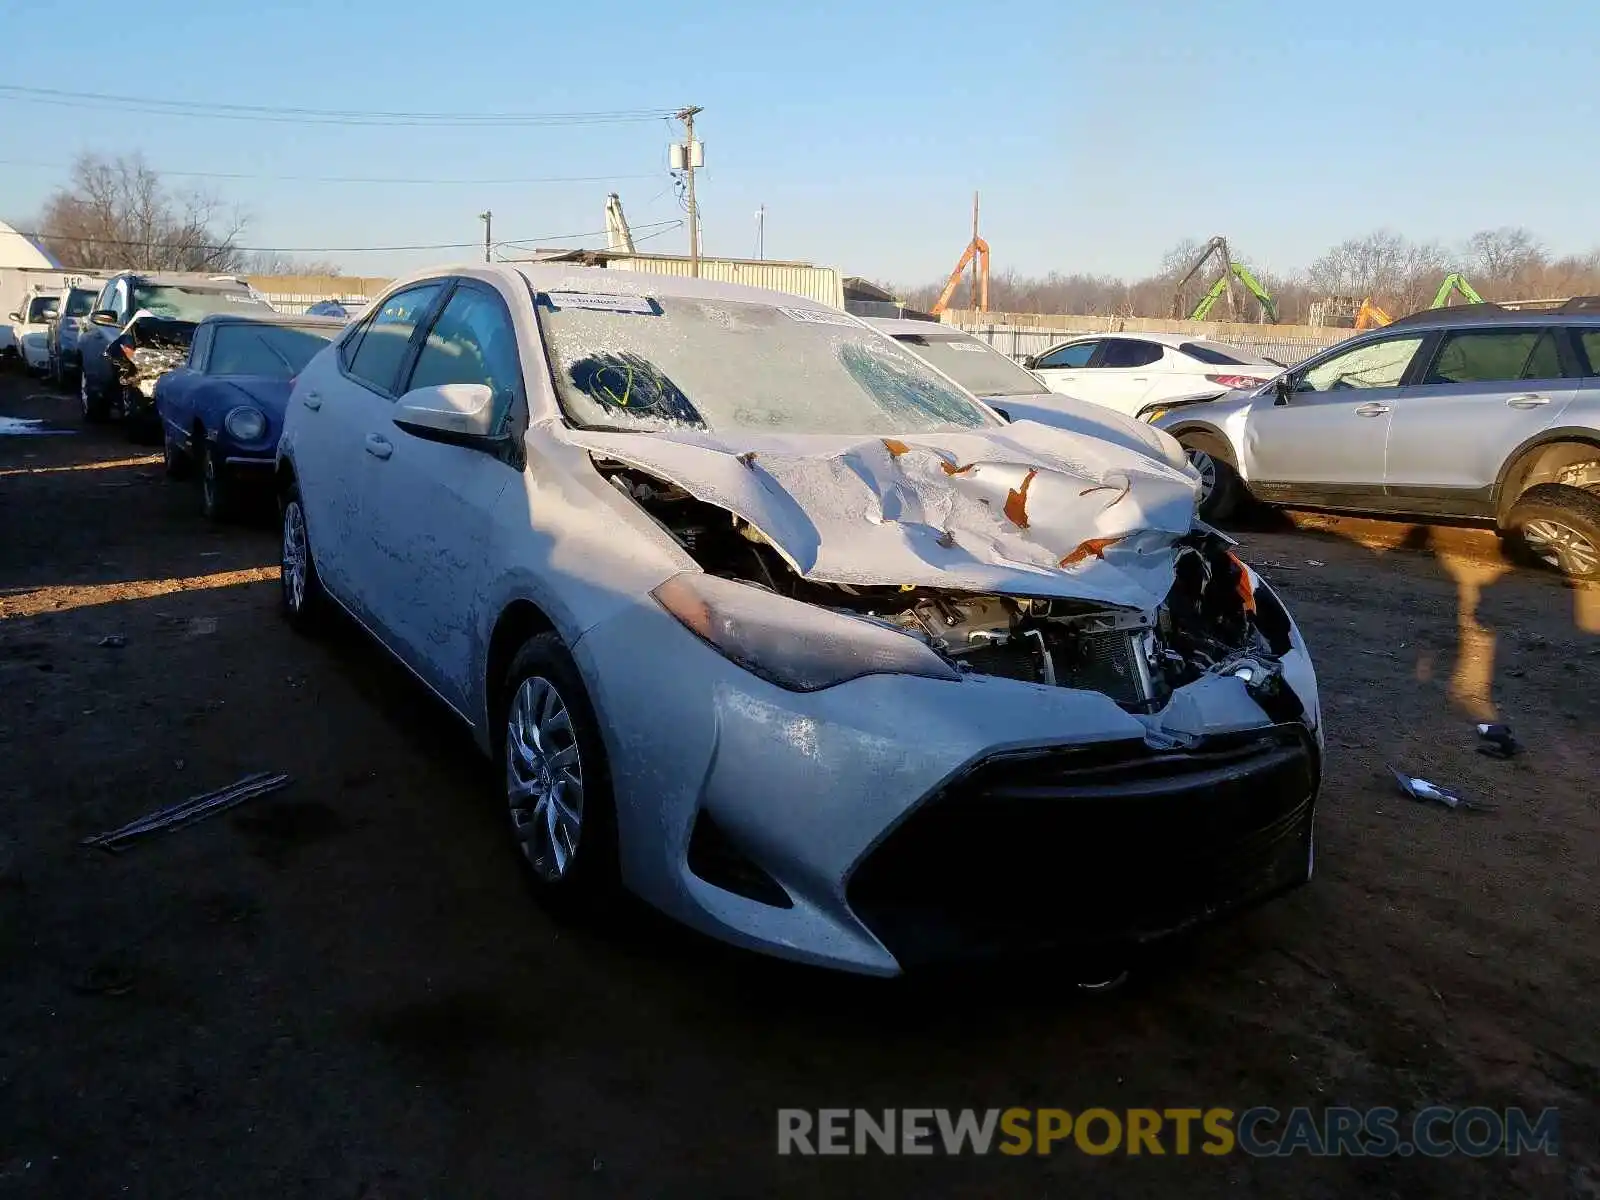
[605,462,1300,717]
[110,317,194,399]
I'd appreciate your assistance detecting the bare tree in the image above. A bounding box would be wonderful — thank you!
[238,250,344,277]
[1467,227,1545,286]
[35,153,248,272]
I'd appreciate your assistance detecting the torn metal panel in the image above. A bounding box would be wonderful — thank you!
[109,311,196,399]
[560,418,1200,611]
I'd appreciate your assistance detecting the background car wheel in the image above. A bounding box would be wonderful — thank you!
[1504,484,1600,581]
[200,445,233,521]
[500,633,619,915]
[163,430,192,480]
[80,372,110,423]
[1182,437,1244,521]
[279,485,327,632]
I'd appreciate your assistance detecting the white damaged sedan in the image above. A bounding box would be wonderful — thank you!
[275,265,1323,976]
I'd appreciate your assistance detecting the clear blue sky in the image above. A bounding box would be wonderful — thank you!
[1,0,1594,283]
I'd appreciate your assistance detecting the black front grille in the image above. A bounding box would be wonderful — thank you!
[846,725,1318,968]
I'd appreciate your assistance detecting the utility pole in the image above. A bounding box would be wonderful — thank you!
[968,192,979,313]
[673,106,704,276]
[479,211,492,263]
[756,205,765,260]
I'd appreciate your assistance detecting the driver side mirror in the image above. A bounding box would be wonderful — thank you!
[6,311,18,323]
[1273,375,1293,406]
[1021,355,1039,370]
[89,310,121,327]
[392,382,504,448]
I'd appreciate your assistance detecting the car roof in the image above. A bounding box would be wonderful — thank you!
[1383,299,1600,330]
[193,312,344,328]
[864,316,974,339]
[371,262,860,317]
[120,271,256,289]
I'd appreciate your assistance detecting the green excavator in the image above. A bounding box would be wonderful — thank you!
[1170,236,1279,323]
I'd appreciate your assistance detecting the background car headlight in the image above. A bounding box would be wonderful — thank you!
[652,572,960,692]
[224,406,267,442]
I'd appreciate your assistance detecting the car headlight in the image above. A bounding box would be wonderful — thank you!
[224,406,268,442]
[652,572,960,691]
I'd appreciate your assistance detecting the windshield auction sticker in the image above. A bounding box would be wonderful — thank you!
[778,306,859,326]
[543,292,657,315]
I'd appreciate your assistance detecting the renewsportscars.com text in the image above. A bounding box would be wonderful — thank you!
[777,1106,1560,1158]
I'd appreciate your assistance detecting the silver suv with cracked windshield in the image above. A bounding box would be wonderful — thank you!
[274,265,1324,976]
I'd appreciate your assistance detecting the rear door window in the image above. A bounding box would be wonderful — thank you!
[1036,340,1098,369]
[1098,338,1163,368]
[1571,330,1600,376]
[344,284,443,395]
[1422,329,1565,384]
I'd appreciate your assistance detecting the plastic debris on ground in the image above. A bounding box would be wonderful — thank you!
[1476,722,1520,759]
[1389,767,1491,811]
[97,635,127,649]
[81,772,292,852]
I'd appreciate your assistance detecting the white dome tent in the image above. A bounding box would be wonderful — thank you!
[0,219,59,270]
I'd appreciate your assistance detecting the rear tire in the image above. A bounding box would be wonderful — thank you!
[279,483,328,632]
[499,633,620,916]
[1504,483,1600,581]
[1181,435,1244,522]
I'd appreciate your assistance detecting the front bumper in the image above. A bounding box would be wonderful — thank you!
[573,597,1321,976]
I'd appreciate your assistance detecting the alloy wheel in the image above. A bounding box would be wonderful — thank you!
[281,500,308,612]
[1521,518,1600,577]
[1188,449,1218,505]
[505,676,585,882]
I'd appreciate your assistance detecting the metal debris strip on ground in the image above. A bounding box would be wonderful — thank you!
[1388,767,1493,811]
[81,772,291,853]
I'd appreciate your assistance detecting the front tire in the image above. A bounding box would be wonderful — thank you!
[500,633,619,913]
[163,428,192,480]
[200,443,233,522]
[279,484,328,632]
[80,370,110,424]
[1504,483,1600,580]
[1182,437,1244,521]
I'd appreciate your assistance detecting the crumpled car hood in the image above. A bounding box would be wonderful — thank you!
[560,419,1202,611]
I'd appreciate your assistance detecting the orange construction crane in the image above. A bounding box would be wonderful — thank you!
[931,192,990,316]
[1354,297,1392,330]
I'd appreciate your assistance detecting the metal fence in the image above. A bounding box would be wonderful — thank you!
[260,292,375,316]
[945,315,1353,367]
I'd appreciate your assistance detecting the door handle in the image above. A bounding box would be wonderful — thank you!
[302,392,322,411]
[1130,376,1149,382]
[1506,394,1550,409]
[364,434,393,460]
[1354,402,1391,417]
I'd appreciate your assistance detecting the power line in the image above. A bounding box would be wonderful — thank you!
[11,218,680,256]
[0,85,675,127]
[0,158,662,187]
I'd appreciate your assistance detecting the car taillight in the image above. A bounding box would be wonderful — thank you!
[1205,374,1257,389]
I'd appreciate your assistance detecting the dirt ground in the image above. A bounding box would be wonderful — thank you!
[1,371,1596,1199]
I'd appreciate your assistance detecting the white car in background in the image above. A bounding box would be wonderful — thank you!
[1024,332,1283,419]
[868,318,1206,469]
[8,289,61,374]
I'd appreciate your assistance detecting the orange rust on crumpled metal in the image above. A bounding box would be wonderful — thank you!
[1058,535,1127,568]
[882,439,911,457]
[1004,469,1038,528]
[1227,551,1257,613]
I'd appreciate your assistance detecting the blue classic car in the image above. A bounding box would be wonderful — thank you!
[155,313,343,519]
